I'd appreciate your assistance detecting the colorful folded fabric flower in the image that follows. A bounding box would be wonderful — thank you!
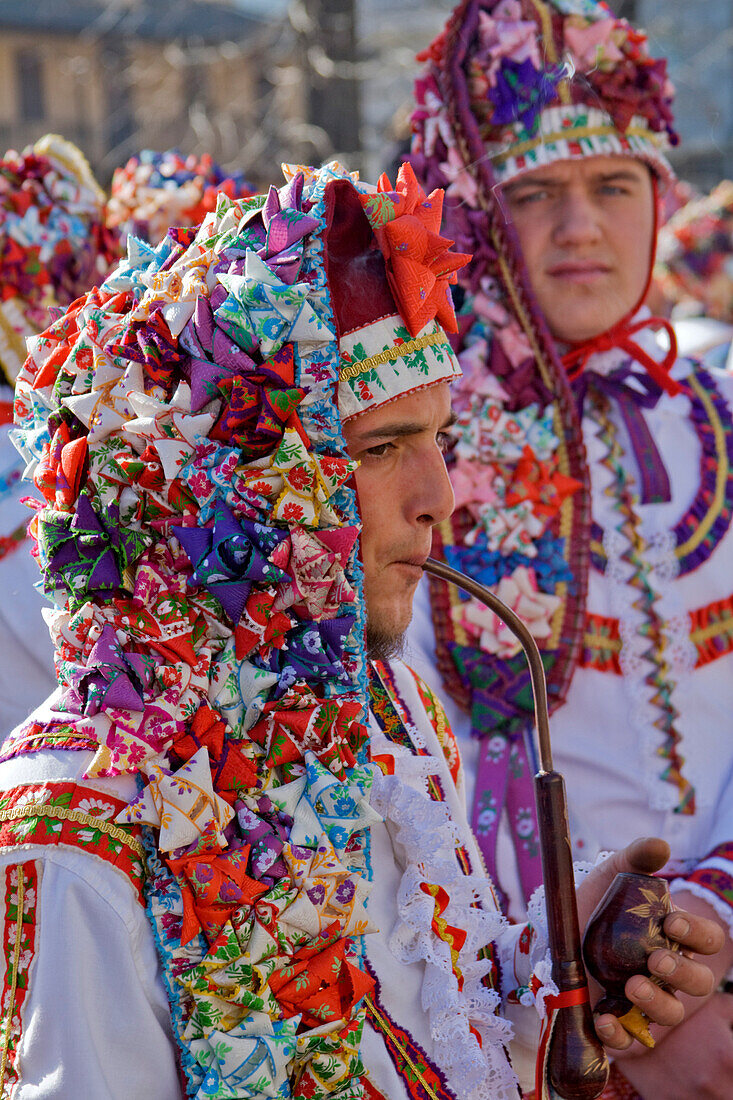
[58,623,152,716]
[118,746,234,851]
[189,1013,298,1100]
[359,163,470,336]
[268,925,374,1028]
[167,820,269,945]
[38,496,148,608]
[174,502,290,625]
[456,566,562,658]
[271,525,358,620]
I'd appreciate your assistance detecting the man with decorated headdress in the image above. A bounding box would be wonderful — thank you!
[0,134,116,731]
[409,2,733,1096]
[0,159,718,1097]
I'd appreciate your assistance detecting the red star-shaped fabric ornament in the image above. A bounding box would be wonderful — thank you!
[268,923,374,1027]
[359,162,470,337]
[172,703,259,804]
[506,445,583,520]
[166,820,268,945]
[233,588,293,660]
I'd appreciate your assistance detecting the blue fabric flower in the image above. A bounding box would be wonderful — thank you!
[489,58,565,135]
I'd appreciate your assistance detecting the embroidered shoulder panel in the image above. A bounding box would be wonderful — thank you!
[0,782,145,904]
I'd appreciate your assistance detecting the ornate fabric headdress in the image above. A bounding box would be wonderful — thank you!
[106,149,255,247]
[655,180,733,323]
[0,134,114,385]
[10,161,466,1097]
[414,0,677,190]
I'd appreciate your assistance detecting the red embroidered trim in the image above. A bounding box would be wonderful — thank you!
[581,594,733,674]
[683,842,733,911]
[0,861,38,1091]
[0,782,146,904]
[0,720,98,763]
[365,994,457,1100]
[410,668,462,788]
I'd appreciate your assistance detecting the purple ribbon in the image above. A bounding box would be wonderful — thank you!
[572,365,672,505]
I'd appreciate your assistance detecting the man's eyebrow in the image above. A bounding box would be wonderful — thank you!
[503,175,559,195]
[351,410,457,444]
[595,169,646,184]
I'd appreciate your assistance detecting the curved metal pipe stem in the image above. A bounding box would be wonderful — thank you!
[423,556,553,772]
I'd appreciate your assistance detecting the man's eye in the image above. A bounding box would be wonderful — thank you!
[364,442,394,458]
[437,431,452,454]
[600,184,630,196]
[511,190,547,206]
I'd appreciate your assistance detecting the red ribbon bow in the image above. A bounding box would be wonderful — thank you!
[562,315,682,399]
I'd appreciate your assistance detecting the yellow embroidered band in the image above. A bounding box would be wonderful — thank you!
[339,330,449,382]
[0,802,145,857]
[492,123,664,166]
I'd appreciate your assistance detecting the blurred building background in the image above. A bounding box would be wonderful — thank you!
[0,0,730,191]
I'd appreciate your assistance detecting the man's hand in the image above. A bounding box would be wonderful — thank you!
[574,837,725,1051]
[620,991,733,1100]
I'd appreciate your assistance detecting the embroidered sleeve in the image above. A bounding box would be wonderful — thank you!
[0,850,180,1098]
[408,667,463,789]
[0,781,145,903]
[670,842,733,933]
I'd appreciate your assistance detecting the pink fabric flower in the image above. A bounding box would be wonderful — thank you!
[565,18,624,73]
[476,4,543,88]
[457,566,561,658]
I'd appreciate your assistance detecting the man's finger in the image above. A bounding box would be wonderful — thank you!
[625,975,685,1028]
[647,949,716,997]
[594,1013,634,1051]
[610,837,671,876]
[664,911,726,956]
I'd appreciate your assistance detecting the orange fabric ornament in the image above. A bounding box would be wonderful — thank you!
[506,445,583,519]
[167,821,268,945]
[269,923,374,1027]
[359,163,470,337]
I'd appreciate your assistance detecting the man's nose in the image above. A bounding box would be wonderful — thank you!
[553,192,603,247]
[411,443,455,527]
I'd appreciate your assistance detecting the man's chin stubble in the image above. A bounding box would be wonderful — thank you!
[365,624,406,662]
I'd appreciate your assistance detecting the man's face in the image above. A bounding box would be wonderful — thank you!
[501,156,656,343]
[342,383,455,656]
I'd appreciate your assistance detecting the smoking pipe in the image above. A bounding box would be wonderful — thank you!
[422,557,671,1099]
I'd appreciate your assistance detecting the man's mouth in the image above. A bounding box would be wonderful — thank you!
[390,554,430,575]
[547,260,612,283]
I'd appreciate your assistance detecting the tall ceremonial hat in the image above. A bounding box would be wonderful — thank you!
[409,0,680,899]
[106,149,255,247]
[10,162,467,1096]
[0,134,113,386]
